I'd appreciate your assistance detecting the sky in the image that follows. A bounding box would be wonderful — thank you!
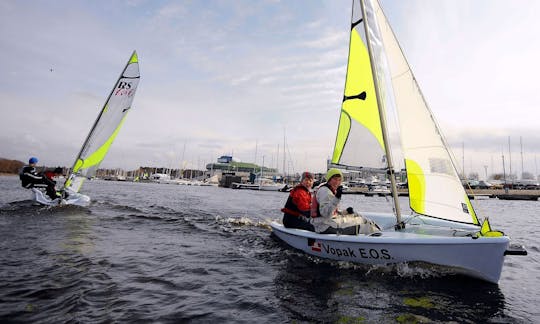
[1,0,539,178]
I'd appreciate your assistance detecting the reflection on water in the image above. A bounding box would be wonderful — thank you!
[59,208,95,255]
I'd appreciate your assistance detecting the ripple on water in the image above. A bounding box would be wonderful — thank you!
[0,177,538,323]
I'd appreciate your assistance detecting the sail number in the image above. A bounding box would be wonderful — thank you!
[115,81,135,96]
[321,243,392,260]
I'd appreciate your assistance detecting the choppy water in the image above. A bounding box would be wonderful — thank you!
[0,175,538,323]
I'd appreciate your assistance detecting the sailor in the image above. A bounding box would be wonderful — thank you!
[19,157,60,200]
[281,171,315,231]
[312,168,379,235]
[44,167,63,182]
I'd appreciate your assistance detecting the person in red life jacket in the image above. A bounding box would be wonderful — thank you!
[311,168,360,235]
[44,167,63,182]
[19,157,60,200]
[281,171,315,231]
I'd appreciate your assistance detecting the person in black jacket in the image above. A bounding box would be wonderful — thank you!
[19,157,60,200]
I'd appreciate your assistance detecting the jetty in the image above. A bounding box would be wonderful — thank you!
[343,187,540,201]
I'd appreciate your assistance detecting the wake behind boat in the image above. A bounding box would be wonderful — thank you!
[32,51,140,207]
[271,0,526,284]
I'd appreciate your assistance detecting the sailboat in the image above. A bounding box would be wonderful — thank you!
[270,0,526,283]
[31,51,140,207]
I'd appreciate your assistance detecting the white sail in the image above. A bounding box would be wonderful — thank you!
[64,51,140,193]
[365,0,478,224]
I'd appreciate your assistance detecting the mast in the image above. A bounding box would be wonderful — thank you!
[181,140,186,178]
[508,136,512,182]
[520,136,524,179]
[276,143,280,174]
[535,154,538,179]
[502,147,507,188]
[254,140,258,174]
[462,142,465,178]
[283,128,286,179]
[359,0,402,226]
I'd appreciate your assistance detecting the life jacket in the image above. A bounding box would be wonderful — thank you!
[281,185,311,218]
[310,183,336,218]
[43,171,56,181]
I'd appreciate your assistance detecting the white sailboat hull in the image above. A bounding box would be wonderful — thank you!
[231,182,287,191]
[31,188,91,207]
[271,212,510,284]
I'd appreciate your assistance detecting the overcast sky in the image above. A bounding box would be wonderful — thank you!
[1,0,539,178]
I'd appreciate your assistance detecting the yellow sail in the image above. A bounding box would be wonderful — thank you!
[331,2,385,170]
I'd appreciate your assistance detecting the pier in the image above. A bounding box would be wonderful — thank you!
[343,188,540,201]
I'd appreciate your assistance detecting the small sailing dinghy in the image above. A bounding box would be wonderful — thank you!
[271,1,526,283]
[31,51,140,207]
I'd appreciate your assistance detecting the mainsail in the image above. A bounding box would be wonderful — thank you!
[63,51,140,193]
[330,0,386,171]
[332,0,479,225]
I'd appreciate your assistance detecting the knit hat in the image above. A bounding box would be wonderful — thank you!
[325,168,343,181]
[301,171,314,181]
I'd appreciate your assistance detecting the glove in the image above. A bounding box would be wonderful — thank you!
[346,207,354,214]
[335,186,343,199]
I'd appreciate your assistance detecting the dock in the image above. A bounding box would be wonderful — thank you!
[343,187,539,201]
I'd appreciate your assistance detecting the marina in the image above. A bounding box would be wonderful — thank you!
[343,187,540,201]
[1,0,539,323]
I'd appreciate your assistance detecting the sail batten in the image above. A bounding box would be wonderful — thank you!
[63,51,140,193]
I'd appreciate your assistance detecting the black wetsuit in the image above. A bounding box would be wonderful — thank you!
[19,166,58,199]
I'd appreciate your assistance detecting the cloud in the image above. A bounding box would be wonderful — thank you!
[1,0,539,177]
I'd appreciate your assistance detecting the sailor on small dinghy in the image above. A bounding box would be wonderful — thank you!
[19,157,61,200]
[281,171,315,232]
[312,168,380,235]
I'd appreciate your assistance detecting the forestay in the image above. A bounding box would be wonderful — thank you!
[64,51,140,193]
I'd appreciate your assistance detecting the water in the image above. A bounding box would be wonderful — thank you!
[0,176,538,323]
